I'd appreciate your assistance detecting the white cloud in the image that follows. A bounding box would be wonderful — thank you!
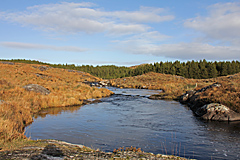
[130,31,171,42]
[1,2,174,36]
[184,2,240,45]
[112,31,171,46]
[111,6,174,23]
[109,2,238,61]
[116,40,240,61]
[71,59,153,66]
[0,42,87,52]
[110,1,240,61]
[108,24,149,36]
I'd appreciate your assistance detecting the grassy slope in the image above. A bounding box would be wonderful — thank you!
[0,62,113,142]
[110,72,240,113]
[1,61,239,150]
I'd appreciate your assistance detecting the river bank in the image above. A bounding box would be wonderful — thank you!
[110,72,240,121]
[1,62,240,159]
[0,62,189,159]
[0,139,190,160]
[0,62,113,143]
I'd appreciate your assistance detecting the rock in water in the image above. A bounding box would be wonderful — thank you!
[195,103,240,121]
[23,84,51,95]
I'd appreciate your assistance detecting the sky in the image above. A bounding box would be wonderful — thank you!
[0,0,240,66]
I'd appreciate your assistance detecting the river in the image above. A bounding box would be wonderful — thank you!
[25,87,240,160]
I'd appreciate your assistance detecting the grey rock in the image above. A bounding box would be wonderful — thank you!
[197,82,221,93]
[99,80,109,86]
[39,66,50,71]
[1,61,14,65]
[179,83,222,104]
[23,84,51,95]
[195,103,240,121]
[0,100,5,105]
[179,90,196,103]
[179,83,240,121]
[83,80,110,87]
[33,65,51,71]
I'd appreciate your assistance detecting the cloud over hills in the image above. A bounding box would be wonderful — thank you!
[0,42,87,52]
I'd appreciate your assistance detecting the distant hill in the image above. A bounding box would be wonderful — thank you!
[1,59,240,79]
[129,63,148,69]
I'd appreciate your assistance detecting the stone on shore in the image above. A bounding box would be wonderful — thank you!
[195,103,240,121]
[179,83,240,121]
[23,84,51,95]
[0,61,14,65]
[0,139,189,160]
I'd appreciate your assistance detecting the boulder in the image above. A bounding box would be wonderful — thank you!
[1,61,14,65]
[99,80,109,86]
[179,82,240,121]
[179,90,196,103]
[23,84,51,95]
[195,103,240,121]
[83,80,110,87]
[179,83,221,104]
[197,82,221,93]
[32,65,51,71]
[39,66,50,71]
[0,100,5,105]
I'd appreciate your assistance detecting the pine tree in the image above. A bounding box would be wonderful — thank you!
[207,62,218,78]
[199,59,208,79]
[220,62,228,76]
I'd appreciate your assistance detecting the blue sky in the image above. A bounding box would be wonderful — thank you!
[0,0,240,66]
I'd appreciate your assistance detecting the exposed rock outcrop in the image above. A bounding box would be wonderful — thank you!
[179,90,196,103]
[32,65,51,71]
[0,100,5,105]
[23,84,51,95]
[0,61,14,65]
[179,83,240,121]
[195,103,240,121]
[83,80,110,87]
[0,139,188,160]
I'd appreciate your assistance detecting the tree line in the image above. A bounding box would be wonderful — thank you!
[135,60,240,79]
[1,59,240,79]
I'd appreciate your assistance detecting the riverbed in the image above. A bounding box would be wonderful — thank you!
[25,87,240,160]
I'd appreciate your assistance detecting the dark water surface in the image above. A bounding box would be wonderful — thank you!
[25,87,240,160]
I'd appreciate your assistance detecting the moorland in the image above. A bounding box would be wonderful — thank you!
[0,59,240,159]
[0,61,113,144]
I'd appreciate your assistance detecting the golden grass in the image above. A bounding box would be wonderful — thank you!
[110,72,240,113]
[111,72,204,97]
[0,62,113,143]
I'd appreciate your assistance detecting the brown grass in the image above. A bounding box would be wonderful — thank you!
[0,62,113,143]
[110,72,240,113]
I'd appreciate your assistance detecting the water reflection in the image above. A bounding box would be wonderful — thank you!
[26,88,240,160]
[35,106,82,119]
[105,87,161,97]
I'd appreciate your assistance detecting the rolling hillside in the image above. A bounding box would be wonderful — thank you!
[0,62,113,142]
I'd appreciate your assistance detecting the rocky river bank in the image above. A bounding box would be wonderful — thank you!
[148,82,240,122]
[178,83,240,121]
[0,139,190,160]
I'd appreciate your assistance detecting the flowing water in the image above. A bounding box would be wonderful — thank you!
[25,87,240,160]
